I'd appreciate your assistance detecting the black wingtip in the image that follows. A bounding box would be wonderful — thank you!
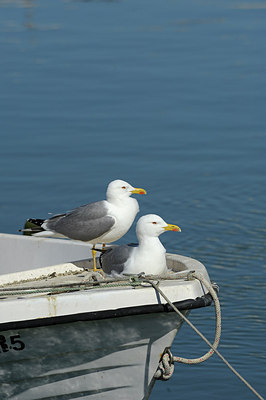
[20,218,45,236]
[27,218,45,227]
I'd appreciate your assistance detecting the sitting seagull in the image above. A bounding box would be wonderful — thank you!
[99,214,181,276]
[21,179,146,271]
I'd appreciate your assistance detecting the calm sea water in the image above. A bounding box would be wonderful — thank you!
[0,0,265,399]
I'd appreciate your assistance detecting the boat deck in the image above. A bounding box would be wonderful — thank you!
[0,258,192,300]
[0,249,210,295]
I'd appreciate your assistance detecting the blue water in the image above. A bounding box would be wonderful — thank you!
[0,0,265,399]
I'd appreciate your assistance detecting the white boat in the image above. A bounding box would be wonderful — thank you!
[0,233,216,400]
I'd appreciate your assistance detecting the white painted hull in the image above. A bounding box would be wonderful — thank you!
[0,312,186,400]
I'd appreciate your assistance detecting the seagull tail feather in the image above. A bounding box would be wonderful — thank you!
[19,218,45,236]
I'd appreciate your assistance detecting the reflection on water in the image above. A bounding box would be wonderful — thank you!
[0,0,61,33]
[0,0,265,399]
[23,0,35,30]
[232,3,266,9]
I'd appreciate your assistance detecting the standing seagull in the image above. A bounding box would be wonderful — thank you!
[22,180,146,271]
[100,214,181,276]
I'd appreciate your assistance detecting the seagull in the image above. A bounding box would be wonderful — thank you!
[21,179,147,271]
[99,214,181,276]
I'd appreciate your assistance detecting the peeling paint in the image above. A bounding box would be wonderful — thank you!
[47,295,57,316]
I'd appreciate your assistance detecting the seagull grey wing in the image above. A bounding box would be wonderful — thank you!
[45,201,115,241]
[43,213,67,230]
[100,244,135,275]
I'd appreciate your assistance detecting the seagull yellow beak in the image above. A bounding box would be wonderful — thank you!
[131,188,147,195]
[164,224,181,232]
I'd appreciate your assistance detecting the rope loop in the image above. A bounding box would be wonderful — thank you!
[154,349,175,381]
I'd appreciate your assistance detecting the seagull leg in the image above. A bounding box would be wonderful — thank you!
[92,245,97,272]
[92,244,106,272]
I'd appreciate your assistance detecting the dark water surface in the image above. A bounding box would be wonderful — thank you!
[0,0,265,399]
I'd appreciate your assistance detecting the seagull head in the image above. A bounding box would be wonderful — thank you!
[106,180,146,201]
[136,214,181,238]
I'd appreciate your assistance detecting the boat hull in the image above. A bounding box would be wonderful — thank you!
[0,311,187,400]
[0,234,213,400]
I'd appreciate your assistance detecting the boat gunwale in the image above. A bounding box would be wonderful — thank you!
[0,290,215,332]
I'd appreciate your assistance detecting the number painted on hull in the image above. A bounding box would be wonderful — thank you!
[0,335,8,352]
[0,334,25,353]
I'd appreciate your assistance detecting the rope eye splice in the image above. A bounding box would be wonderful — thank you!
[151,272,264,400]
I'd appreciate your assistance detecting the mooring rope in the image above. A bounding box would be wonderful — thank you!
[149,272,264,400]
[0,271,192,297]
[153,271,221,365]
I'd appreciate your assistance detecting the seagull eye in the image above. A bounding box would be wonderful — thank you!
[122,186,126,189]
[152,222,157,224]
